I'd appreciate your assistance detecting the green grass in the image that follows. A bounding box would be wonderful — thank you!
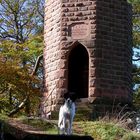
[1,115,140,140]
[19,117,140,140]
[18,117,58,134]
[74,121,140,140]
[0,114,8,121]
[79,121,126,140]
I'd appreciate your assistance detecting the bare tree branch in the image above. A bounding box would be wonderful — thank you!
[8,95,28,117]
[133,57,140,61]
[31,54,43,76]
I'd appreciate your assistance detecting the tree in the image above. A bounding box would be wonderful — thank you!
[128,0,140,107]
[0,35,43,116]
[0,0,44,116]
[0,0,44,43]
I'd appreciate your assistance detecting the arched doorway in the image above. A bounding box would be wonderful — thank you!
[68,43,89,98]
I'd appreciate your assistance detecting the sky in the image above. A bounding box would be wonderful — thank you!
[133,48,140,67]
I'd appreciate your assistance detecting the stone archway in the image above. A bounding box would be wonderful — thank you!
[68,43,89,98]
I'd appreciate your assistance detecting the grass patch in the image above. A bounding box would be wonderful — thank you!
[74,121,140,140]
[122,132,140,140]
[0,114,8,121]
[1,115,140,139]
[21,118,139,140]
[19,117,58,134]
[80,121,126,140]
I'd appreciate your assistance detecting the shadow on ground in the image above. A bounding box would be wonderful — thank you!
[2,133,93,140]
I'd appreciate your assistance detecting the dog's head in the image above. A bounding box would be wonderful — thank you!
[63,91,77,102]
[65,98,73,108]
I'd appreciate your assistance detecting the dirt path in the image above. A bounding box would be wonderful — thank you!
[4,119,83,139]
[3,118,48,139]
[8,119,40,130]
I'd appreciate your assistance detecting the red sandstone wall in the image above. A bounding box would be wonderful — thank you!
[43,0,62,113]
[43,0,132,115]
[60,0,132,103]
[94,0,132,103]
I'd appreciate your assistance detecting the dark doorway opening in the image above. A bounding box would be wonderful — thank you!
[68,43,89,98]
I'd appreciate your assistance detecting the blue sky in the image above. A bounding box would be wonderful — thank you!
[133,48,140,67]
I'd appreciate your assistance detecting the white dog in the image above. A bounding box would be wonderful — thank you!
[58,97,76,135]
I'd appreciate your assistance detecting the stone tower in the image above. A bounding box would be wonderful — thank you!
[42,0,132,118]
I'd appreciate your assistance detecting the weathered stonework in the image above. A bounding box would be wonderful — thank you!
[42,0,132,118]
